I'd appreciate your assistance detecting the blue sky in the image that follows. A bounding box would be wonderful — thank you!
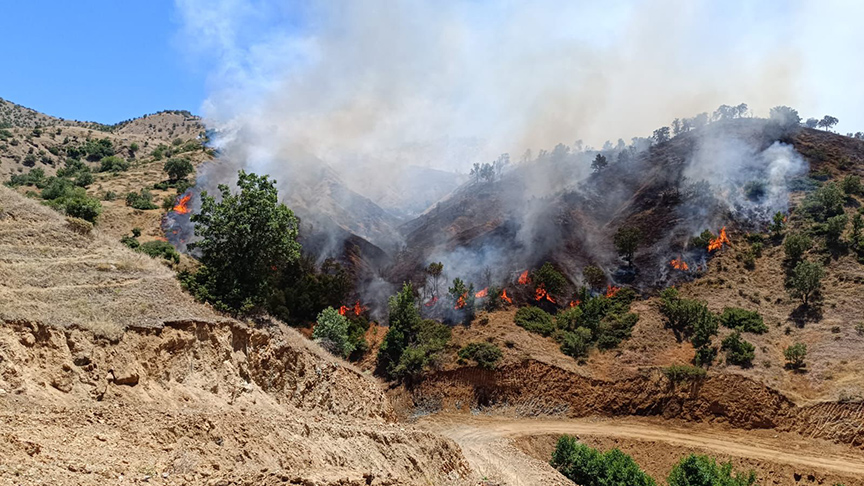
[1,1,205,124]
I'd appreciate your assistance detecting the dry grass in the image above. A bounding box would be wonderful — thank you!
[0,185,221,333]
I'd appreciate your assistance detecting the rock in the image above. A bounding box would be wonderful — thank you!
[110,367,140,386]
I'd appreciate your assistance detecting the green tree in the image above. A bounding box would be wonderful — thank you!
[614,226,642,266]
[825,214,848,246]
[99,155,130,173]
[842,175,862,195]
[560,327,593,360]
[377,283,422,378]
[313,307,354,358]
[783,342,807,369]
[532,262,567,295]
[783,232,812,262]
[787,260,824,306]
[164,157,194,182]
[769,212,786,236]
[851,213,863,248]
[721,332,755,367]
[667,454,756,486]
[425,262,444,298]
[184,170,300,313]
[551,436,656,486]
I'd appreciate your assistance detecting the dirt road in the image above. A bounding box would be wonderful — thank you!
[419,415,864,485]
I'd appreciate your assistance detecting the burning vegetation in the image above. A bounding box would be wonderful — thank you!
[669,258,689,271]
[708,227,731,252]
[173,193,192,215]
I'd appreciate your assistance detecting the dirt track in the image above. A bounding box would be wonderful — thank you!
[419,415,864,485]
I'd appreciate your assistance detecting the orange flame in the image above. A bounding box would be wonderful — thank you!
[534,284,557,303]
[454,292,468,310]
[475,288,488,298]
[669,258,689,271]
[338,306,349,316]
[353,300,365,316]
[707,227,731,252]
[569,299,581,308]
[173,193,192,214]
[500,289,512,304]
[517,270,530,285]
[424,296,438,307]
[605,285,621,298]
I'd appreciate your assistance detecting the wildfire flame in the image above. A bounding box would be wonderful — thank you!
[173,193,192,215]
[500,289,512,304]
[475,288,488,298]
[569,299,581,308]
[339,301,365,316]
[424,296,439,307]
[707,227,731,252]
[517,270,530,285]
[454,292,468,310]
[534,284,557,303]
[669,258,689,271]
[605,285,621,298]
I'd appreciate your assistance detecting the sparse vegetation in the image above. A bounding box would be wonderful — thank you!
[784,342,807,369]
[721,332,755,367]
[137,240,181,264]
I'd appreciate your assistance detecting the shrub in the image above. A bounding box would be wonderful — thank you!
[82,137,115,161]
[532,262,567,295]
[313,307,354,358]
[694,345,718,367]
[99,155,130,172]
[120,235,140,249]
[50,190,102,223]
[659,288,717,346]
[555,306,583,332]
[825,214,848,245]
[787,260,824,306]
[125,189,158,210]
[596,312,639,350]
[719,308,767,334]
[164,157,194,181]
[721,332,755,367]
[514,306,555,336]
[842,175,862,196]
[802,182,844,219]
[137,240,180,264]
[378,283,421,379]
[560,327,592,360]
[131,227,142,237]
[663,364,706,382]
[783,232,812,262]
[784,342,807,369]
[390,319,451,381]
[583,265,606,289]
[458,342,503,369]
[551,436,656,486]
[667,454,756,486]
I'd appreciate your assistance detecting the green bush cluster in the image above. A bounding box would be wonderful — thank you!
[551,436,655,486]
[667,455,756,486]
[125,189,158,210]
[313,307,355,358]
[458,342,503,369]
[515,288,640,361]
[721,332,755,367]
[719,307,767,334]
[662,364,706,382]
[377,283,451,381]
[99,155,130,173]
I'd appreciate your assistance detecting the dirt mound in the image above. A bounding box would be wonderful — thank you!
[0,318,473,485]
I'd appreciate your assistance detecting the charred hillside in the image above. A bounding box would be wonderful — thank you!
[389,119,863,294]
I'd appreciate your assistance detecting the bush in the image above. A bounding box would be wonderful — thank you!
[458,342,503,369]
[663,364,706,382]
[784,342,807,369]
[667,454,756,486]
[82,137,115,161]
[551,436,656,486]
[694,345,718,367]
[164,157,194,181]
[390,319,451,380]
[583,265,606,289]
[514,306,555,336]
[120,235,140,249]
[783,232,812,262]
[555,306,583,332]
[596,312,639,350]
[125,189,158,210]
[659,288,717,346]
[137,240,180,264]
[825,214,848,245]
[560,327,592,360]
[842,175,862,196]
[721,332,755,367]
[787,260,824,306]
[532,262,567,295]
[313,307,354,358]
[99,155,130,172]
[802,182,844,220]
[719,308,767,334]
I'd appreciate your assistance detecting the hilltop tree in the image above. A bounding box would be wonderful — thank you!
[425,262,444,298]
[787,260,824,306]
[614,226,642,267]
[769,106,801,128]
[817,115,839,131]
[671,118,682,136]
[184,170,300,313]
[652,126,671,144]
[804,118,819,129]
[591,153,608,172]
[493,153,510,177]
